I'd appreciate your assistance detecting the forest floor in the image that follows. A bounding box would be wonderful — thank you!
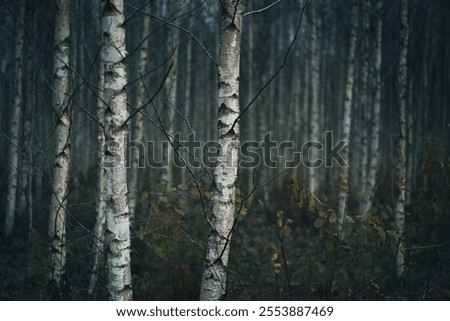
[1,174,449,300]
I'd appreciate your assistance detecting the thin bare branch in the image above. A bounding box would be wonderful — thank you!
[243,0,281,17]
[125,3,218,67]
[229,0,309,134]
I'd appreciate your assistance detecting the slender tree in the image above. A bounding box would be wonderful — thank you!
[181,8,193,186]
[337,0,358,233]
[161,0,180,192]
[88,66,106,294]
[245,1,255,202]
[88,0,107,295]
[48,0,71,299]
[101,0,132,301]
[394,0,409,278]
[308,0,321,195]
[4,0,26,237]
[360,0,382,219]
[129,7,150,218]
[17,3,35,236]
[354,0,371,198]
[200,0,245,301]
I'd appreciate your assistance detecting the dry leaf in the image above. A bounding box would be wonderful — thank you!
[239,207,248,216]
[274,263,282,274]
[328,212,337,224]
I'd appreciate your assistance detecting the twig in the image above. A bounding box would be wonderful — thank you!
[125,3,217,67]
[229,0,309,134]
[243,0,281,17]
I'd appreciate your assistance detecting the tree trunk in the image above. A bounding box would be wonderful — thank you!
[299,17,310,182]
[88,0,107,295]
[360,0,383,219]
[48,0,71,299]
[308,0,321,195]
[101,0,132,301]
[181,10,193,186]
[355,0,371,199]
[4,0,26,237]
[246,3,255,202]
[129,8,150,218]
[161,0,180,192]
[337,0,358,233]
[394,0,409,278]
[200,0,245,301]
[17,4,35,237]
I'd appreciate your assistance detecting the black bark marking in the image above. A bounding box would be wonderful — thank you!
[102,0,119,17]
[218,103,234,116]
[218,120,228,130]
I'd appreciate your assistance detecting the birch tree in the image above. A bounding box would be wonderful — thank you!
[355,0,371,198]
[360,0,382,219]
[4,0,25,237]
[337,0,358,232]
[129,8,150,218]
[394,0,409,278]
[181,9,193,186]
[88,0,106,295]
[17,8,34,235]
[308,0,321,195]
[88,58,106,294]
[161,0,180,192]
[48,0,71,298]
[200,0,245,301]
[101,0,132,301]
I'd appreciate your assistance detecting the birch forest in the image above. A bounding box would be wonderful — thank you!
[0,0,449,301]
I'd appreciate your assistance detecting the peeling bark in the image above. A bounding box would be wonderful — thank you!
[200,0,245,301]
[48,0,71,299]
[101,0,132,301]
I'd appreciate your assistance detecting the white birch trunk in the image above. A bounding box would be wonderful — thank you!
[101,0,132,301]
[200,0,245,301]
[395,0,409,278]
[360,0,383,219]
[4,0,26,237]
[48,0,71,298]
[308,1,321,195]
[337,0,358,233]
[356,0,371,199]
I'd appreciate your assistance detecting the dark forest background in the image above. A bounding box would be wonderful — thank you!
[0,0,449,300]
